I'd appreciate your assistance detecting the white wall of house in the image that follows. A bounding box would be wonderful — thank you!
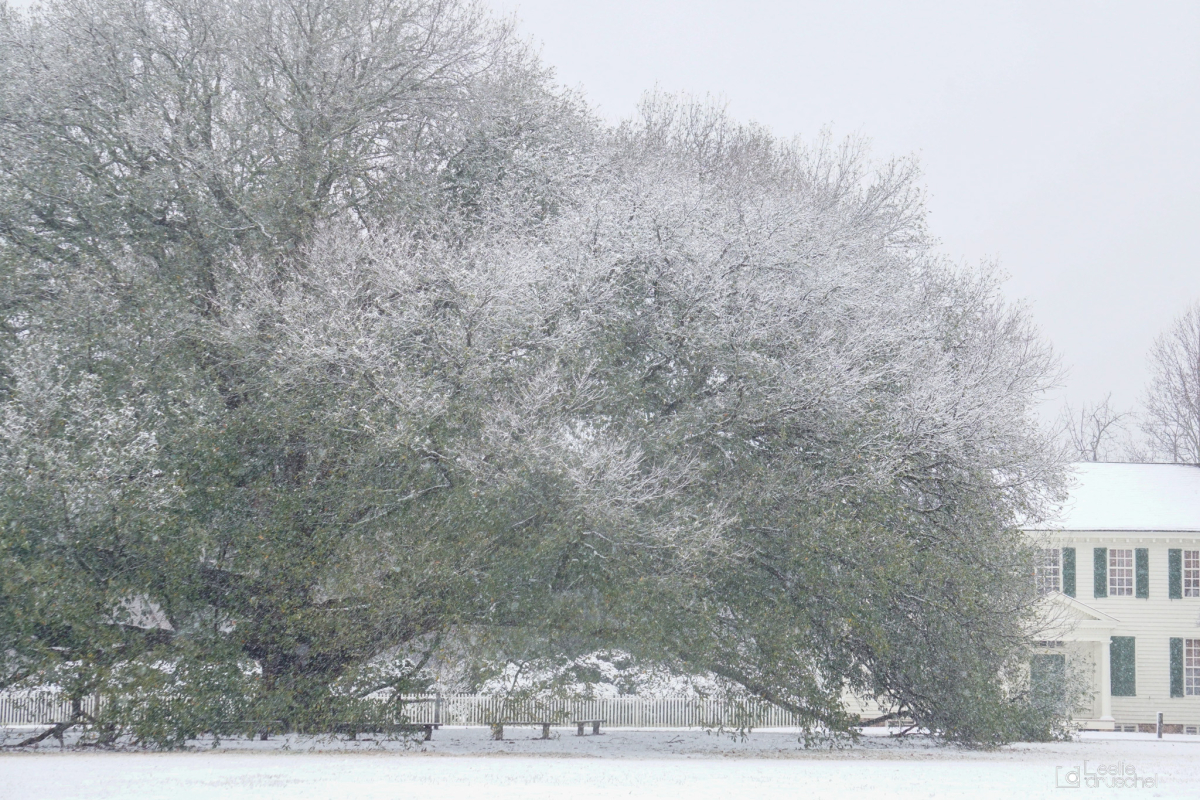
[1031,463,1200,732]
[1039,534,1200,729]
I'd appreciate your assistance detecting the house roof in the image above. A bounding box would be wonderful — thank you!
[1030,462,1200,532]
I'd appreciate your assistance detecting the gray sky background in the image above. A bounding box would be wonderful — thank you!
[487,0,1200,423]
[7,0,1200,422]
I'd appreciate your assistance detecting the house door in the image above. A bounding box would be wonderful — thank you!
[1031,653,1067,712]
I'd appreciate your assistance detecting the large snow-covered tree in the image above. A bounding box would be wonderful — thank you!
[0,0,600,743]
[461,98,1066,744]
[1,2,1064,747]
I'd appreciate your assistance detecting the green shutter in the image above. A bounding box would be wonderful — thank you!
[1062,547,1076,597]
[1094,547,1107,598]
[1135,548,1149,598]
[1170,638,1184,698]
[1110,636,1136,696]
[1169,549,1183,599]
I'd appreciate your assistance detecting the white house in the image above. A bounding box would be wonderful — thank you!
[1030,462,1200,733]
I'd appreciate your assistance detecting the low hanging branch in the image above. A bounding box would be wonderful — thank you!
[5,698,92,749]
[9,719,78,749]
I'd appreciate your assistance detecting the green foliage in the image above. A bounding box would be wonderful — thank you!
[0,0,593,743]
[0,1,1066,750]
[95,654,255,749]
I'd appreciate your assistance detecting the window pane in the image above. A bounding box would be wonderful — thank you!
[1109,549,1134,597]
[1185,551,1200,598]
[1187,639,1200,697]
[1036,548,1061,595]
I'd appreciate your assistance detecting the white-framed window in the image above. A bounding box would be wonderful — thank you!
[1187,639,1200,696]
[1109,549,1134,597]
[1185,550,1200,598]
[1035,548,1061,595]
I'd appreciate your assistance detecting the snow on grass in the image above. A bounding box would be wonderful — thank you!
[2,728,1198,799]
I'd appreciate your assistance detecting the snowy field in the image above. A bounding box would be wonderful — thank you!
[2,728,1199,799]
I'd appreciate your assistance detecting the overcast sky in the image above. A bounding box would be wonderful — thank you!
[7,0,1199,422]
[489,0,1200,422]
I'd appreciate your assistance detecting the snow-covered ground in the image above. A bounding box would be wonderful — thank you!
[2,727,1197,799]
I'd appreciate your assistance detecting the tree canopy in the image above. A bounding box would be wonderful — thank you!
[0,0,1064,748]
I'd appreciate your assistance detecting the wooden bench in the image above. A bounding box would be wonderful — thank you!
[572,719,605,736]
[332,722,442,741]
[398,723,441,741]
[489,721,553,740]
[242,719,286,741]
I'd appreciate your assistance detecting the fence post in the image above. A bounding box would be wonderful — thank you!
[1157,712,1163,739]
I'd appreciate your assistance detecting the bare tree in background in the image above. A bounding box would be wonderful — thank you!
[1143,302,1200,464]
[1060,393,1134,462]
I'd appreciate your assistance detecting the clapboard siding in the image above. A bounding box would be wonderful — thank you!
[1046,532,1200,727]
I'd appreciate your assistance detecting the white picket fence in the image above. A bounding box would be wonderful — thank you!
[394,694,803,728]
[0,692,101,726]
[0,691,803,729]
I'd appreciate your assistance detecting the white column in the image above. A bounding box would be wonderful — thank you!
[1099,637,1114,721]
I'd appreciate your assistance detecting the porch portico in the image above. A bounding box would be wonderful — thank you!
[1035,592,1120,730]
